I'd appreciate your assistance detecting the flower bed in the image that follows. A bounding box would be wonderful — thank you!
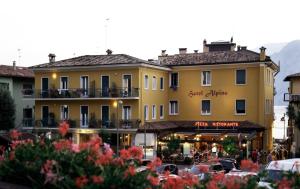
[0,122,300,189]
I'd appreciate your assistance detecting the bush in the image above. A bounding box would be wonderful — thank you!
[0,89,15,130]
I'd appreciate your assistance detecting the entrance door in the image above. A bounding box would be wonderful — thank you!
[23,108,33,127]
[41,78,49,98]
[101,76,109,97]
[42,106,49,127]
[101,106,109,128]
[80,76,89,97]
[80,106,88,127]
[123,75,132,97]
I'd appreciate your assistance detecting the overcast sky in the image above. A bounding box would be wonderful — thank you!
[1,0,300,67]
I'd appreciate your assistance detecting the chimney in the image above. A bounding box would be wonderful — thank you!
[237,45,241,51]
[13,61,16,70]
[161,50,166,56]
[259,46,266,61]
[203,39,209,52]
[194,50,198,53]
[179,48,187,54]
[48,53,56,63]
[106,49,113,55]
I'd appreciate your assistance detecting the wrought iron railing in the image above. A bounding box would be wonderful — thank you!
[22,88,139,99]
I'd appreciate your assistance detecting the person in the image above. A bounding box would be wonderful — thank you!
[252,149,258,163]
[267,151,273,163]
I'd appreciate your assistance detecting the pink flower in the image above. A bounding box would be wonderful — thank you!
[129,146,143,160]
[9,130,21,140]
[75,176,88,188]
[147,175,159,186]
[120,149,131,160]
[240,160,259,172]
[124,165,136,178]
[71,144,80,153]
[58,121,69,137]
[91,175,104,184]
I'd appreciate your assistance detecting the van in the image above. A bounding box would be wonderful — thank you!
[258,158,300,189]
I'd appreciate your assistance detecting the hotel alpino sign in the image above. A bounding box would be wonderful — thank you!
[25,38,278,158]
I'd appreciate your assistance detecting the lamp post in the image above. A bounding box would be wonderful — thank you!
[281,113,286,140]
[113,100,123,156]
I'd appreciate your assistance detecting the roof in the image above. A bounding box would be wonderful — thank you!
[284,72,300,81]
[31,54,159,69]
[0,65,34,78]
[159,49,272,66]
[267,159,300,172]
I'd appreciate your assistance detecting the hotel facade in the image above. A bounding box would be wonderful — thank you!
[27,40,278,158]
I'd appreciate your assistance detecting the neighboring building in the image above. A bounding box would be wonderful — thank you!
[0,62,35,128]
[284,73,300,156]
[28,39,278,158]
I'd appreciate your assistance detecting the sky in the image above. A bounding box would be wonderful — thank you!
[1,0,300,67]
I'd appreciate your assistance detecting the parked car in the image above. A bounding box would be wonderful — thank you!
[156,164,179,175]
[189,162,225,181]
[258,158,300,189]
[219,158,237,173]
[226,169,259,182]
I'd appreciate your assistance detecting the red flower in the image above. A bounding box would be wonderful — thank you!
[197,164,209,173]
[240,159,259,172]
[147,158,162,171]
[128,146,143,160]
[58,121,69,137]
[277,177,292,189]
[53,139,72,152]
[120,149,131,160]
[75,176,88,188]
[71,144,80,153]
[124,165,136,178]
[147,175,160,186]
[9,130,21,140]
[91,175,104,184]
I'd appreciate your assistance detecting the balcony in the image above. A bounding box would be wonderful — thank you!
[22,88,139,99]
[31,119,141,130]
[284,93,300,102]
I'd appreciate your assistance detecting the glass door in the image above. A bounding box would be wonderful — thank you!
[60,77,68,96]
[80,106,88,127]
[122,75,132,97]
[41,78,49,98]
[42,106,49,127]
[61,105,69,120]
[80,76,89,97]
[101,106,109,128]
[101,76,109,97]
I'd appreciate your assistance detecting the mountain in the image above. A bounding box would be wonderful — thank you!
[254,42,287,55]
[270,40,300,105]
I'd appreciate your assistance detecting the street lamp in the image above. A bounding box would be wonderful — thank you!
[281,113,286,140]
[113,100,123,156]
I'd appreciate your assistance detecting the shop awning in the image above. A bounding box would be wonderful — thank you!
[139,120,265,133]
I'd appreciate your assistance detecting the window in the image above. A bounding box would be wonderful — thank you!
[160,77,164,90]
[144,105,149,121]
[61,105,69,120]
[201,100,211,115]
[160,105,164,119]
[169,101,178,115]
[236,100,246,114]
[23,84,33,96]
[170,73,178,88]
[122,106,131,120]
[202,71,211,86]
[152,105,156,119]
[60,77,68,89]
[0,82,9,91]
[152,76,157,90]
[144,75,149,89]
[236,69,246,85]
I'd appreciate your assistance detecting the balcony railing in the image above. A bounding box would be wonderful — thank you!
[284,93,300,102]
[32,119,141,129]
[22,88,139,99]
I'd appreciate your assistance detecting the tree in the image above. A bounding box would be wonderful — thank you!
[0,89,16,130]
[167,135,180,154]
[222,137,238,156]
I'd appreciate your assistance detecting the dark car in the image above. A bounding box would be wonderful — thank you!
[219,159,237,173]
[156,164,179,175]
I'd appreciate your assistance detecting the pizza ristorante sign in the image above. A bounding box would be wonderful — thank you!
[188,90,228,98]
[194,121,240,127]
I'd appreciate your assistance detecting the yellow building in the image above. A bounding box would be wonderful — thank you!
[284,73,300,156]
[28,39,278,157]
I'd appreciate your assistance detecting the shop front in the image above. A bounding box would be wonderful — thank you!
[141,121,265,160]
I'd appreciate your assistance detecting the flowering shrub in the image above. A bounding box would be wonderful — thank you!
[1,123,300,189]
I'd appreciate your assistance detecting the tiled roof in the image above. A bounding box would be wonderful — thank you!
[0,65,34,78]
[159,50,271,66]
[31,54,156,69]
[284,72,300,81]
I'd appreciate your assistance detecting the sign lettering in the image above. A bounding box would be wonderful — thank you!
[194,121,239,127]
[188,90,228,98]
